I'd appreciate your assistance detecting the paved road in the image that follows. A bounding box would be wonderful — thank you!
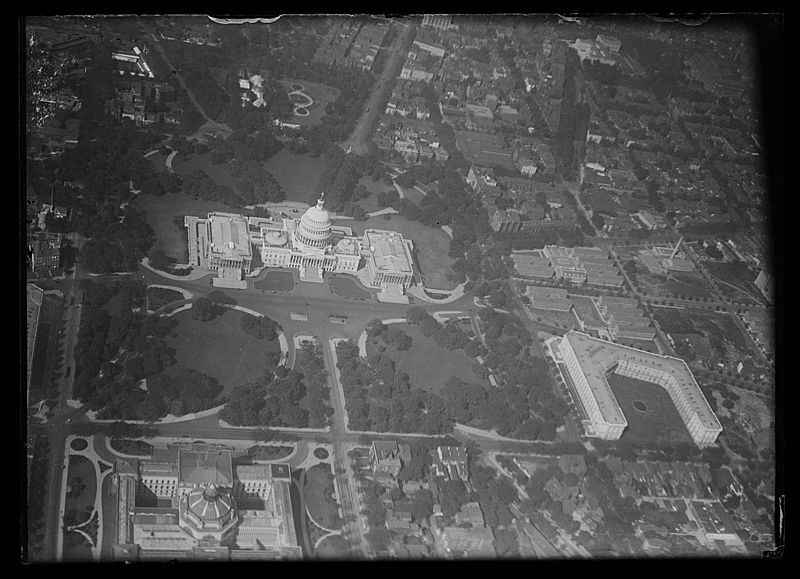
[51,263,578,559]
[38,233,85,562]
[340,20,416,155]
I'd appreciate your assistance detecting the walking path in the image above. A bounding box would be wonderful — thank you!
[407,282,466,304]
[140,257,210,281]
[147,284,193,301]
[60,434,115,561]
[165,148,177,174]
[367,207,398,218]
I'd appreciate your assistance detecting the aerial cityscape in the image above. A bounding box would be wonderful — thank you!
[24,13,782,562]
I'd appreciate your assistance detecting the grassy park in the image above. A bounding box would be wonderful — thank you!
[366,323,487,395]
[133,191,237,262]
[164,308,279,397]
[253,270,296,292]
[64,454,97,529]
[328,275,373,301]
[340,214,457,291]
[146,286,185,310]
[665,271,715,299]
[263,149,326,204]
[171,151,240,191]
[247,445,294,461]
[279,78,341,126]
[607,374,694,446]
[145,151,169,174]
[303,463,342,531]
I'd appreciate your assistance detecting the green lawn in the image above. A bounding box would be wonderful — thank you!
[666,272,714,298]
[164,308,279,397]
[607,373,694,446]
[108,439,153,456]
[133,191,238,262]
[280,78,341,126]
[146,151,168,174]
[704,261,762,298]
[147,287,184,310]
[248,445,294,461]
[65,455,97,526]
[263,149,326,204]
[328,275,373,301]
[356,176,390,213]
[303,463,342,530]
[337,214,457,291]
[253,270,296,292]
[171,151,240,192]
[366,323,487,394]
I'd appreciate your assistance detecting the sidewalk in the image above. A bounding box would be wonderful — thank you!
[140,257,210,281]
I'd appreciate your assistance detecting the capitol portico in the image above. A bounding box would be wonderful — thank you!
[186,193,417,302]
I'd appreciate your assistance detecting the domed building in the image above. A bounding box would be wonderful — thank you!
[292,197,333,250]
[113,443,302,561]
[258,194,361,283]
[186,192,417,300]
[178,484,238,545]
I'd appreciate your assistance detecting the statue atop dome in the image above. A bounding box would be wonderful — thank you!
[316,192,325,210]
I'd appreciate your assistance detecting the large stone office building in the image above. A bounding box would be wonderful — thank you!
[112,443,301,561]
[186,195,416,301]
[558,331,722,447]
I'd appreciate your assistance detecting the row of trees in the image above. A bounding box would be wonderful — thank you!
[294,344,334,429]
[228,158,285,205]
[220,367,308,427]
[71,280,227,421]
[404,307,471,351]
[335,339,453,435]
[79,207,156,274]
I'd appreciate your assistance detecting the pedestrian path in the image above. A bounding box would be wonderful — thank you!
[140,257,210,281]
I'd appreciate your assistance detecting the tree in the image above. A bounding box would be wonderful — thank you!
[191,297,216,321]
[366,318,386,338]
[252,427,274,442]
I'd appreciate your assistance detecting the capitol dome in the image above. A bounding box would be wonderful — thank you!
[182,484,236,530]
[293,195,332,250]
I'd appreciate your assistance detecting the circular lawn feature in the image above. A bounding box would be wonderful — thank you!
[313,448,330,460]
[328,276,373,301]
[254,270,296,292]
[632,400,649,413]
[70,438,88,451]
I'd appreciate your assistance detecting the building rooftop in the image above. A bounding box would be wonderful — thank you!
[208,213,252,260]
[178,447,233,486]
[562,332,721,430]
[140,461,179,479]
[438,446,467,463]
[364,229,413,275]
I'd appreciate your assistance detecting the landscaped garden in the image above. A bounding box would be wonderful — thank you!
[341,214,457,291]
[366,324,487,395]
[165,308,279,397]
[133,191,237,262]
[70,438,88,451]
[665,271,714,299]
[303,463,342,531]
[63,454,98,558]
[328,275,373,301]
[263,149,327,203]
[247,445,294,462]
[108,438,154,457]
[607,373,694,446]
[147,286,185,311]
[279,78,341,126]
[253,270,296,292]
[315,534,352,558]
